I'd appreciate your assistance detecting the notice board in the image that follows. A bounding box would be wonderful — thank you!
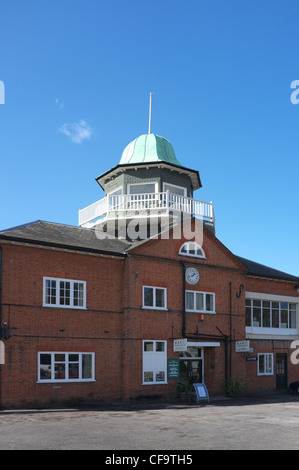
[167,358,180,379]
[193,383,209,403]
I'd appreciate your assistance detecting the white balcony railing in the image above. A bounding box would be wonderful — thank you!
[79,191,214,227]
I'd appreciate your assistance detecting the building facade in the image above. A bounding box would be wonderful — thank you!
[0,132,298,408]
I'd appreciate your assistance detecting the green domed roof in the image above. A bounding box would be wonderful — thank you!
[120,133,182,166]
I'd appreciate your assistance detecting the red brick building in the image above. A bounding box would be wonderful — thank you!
[0,133,298,408]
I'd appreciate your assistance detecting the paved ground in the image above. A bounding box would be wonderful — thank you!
[1,393,299,450]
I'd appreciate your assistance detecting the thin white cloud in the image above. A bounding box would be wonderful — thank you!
[55,98,64,109]
[59,120,94,144]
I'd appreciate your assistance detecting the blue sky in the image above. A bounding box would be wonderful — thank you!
[0,0,298,276]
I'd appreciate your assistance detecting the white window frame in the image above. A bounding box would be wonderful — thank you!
[127,182,158,194]
[163,182,187,197]
[257,353,274,376]
[142,340,167,385]
[179,242,206,259]
[142,286,167,310]
[185,290,215,314]
[245,292,298,336]
[37,352,95,383]
[43,277,87,309]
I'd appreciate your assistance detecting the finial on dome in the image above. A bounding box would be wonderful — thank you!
[148,92,153,134]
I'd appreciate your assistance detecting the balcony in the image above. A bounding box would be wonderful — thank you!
[79,191,215,228]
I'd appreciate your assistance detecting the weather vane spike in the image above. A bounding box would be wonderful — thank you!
[148,92,153,134]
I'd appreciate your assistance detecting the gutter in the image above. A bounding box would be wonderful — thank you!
[0,235,127,258]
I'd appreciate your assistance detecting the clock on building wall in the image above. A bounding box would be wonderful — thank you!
[185,267,199,285]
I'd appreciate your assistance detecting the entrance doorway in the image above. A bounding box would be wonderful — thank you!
[276,353,287,389]
[179,347,203,384]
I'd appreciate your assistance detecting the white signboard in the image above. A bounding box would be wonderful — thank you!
[236,340,250,352]
[173,339,187,352]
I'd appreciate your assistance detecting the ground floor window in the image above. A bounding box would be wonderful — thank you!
[143,340,167,384]
[258,353,273,376]
[38,352,95,382]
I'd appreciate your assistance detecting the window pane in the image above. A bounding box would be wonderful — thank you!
[266,355,273,374]
[144,287,153,307]
[258,355,265,374]
[253,307,261,327]
[196,293,204,311]
[156,342,165,352]
[155,288,165,308]
[290,309,297,328]
[272,307,279,328]
[74,283,84,307]
[186,292,194,310]
[40,354,51,380]
[60,281,70,306]
[281,308,288,328]
[164,183,186,197]
[55,353,65,362]
[129,183,156,194]
[206,294,214,312]
[82,354,93,379]
[144,371,154,382]
[262,307,271,327]
[246,306,251,326]
[55,364,65,380]
[69,354,79,362]
[69,363,79,379]
[46,279,56,304]
[156,371,165,382]
[144,342,153,352]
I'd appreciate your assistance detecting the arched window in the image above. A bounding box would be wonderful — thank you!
[179,242,206,259]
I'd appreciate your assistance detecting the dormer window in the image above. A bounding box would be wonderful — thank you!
[179,242,206,259]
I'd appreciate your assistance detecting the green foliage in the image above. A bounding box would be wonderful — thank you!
[177,378,193,395]
[226,373,248,397]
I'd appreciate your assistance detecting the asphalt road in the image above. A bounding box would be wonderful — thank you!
[1,394,299,451]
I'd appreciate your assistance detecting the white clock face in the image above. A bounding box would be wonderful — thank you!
[186,267,199,285]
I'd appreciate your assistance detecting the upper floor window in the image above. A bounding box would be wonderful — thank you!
[186,290,215,313]
[246,294,298,335]
[127,182,158,195]
[143,286,167,310]
[179,242,206,259]
[163,183,187,197]
[43,277,86,309]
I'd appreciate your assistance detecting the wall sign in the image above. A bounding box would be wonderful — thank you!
[173,338,187,352]
[236,340,250,352]
[167,358,180,378]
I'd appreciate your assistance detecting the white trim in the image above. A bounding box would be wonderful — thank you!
[163,182,187,197]
[179,241,206,259]
[246,291,299,303]
[127,182,158,194]
[142,286,167,310]
[108,186,123,196]
[37,352,95,383]
[257,353,273,376]
[142,340,167,385]
[185,290,216,314]
[245,293,298,336]
[187,341,220,347]
[43,277,87,309]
